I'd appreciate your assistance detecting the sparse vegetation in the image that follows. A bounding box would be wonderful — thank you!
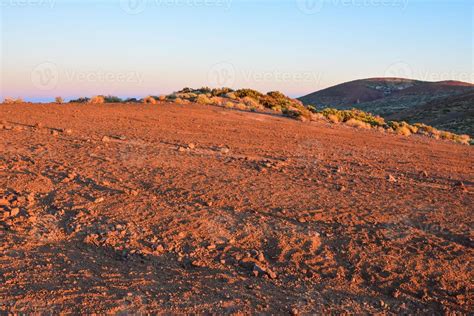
[143,96,157,104]
[89,96,105,104]
[104,96,123,103]
[3,97,24,104]
[69,97,90,103]
[55,97,63,104]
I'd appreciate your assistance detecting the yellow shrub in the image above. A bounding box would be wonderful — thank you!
[196,94,212,105]
[55,97,63,104]
[346,118,371,129]
[143,96,157,104]
[89,96,105,104]
[327,114,340,123]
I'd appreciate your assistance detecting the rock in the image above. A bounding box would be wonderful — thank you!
[420,170,428,177]
[64,128,73,135]
[35,122,44,129]
[291,308,299,315]
[387,174,397,182]
[298,217,307,223]
[257,252,265,262]
[94,197,105,203]
[51,130,59,136]
[178,146,186,152]
[102,136,111,142]
[0,198,10,206]
[10,208,20,217]
[207,244,216,250]
[219,147,230,154]
[188,143,196,149]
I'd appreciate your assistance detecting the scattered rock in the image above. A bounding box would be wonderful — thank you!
[10,208,20,217]
[102,136,111,142]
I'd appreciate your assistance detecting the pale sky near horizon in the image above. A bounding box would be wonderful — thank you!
[1,0,472,102]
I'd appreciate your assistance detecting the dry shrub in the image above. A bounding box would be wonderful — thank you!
[158,95,167,101]
[396,126,411,136]
[241,96,262,109]
[346,118,371,129]
[175,98,189,105]
[3,97,23,104]
[210,97,225,106]
[224,101,235,109]
[311,113,325,121]
[225,92,237,100]
[327,114,340,123]
[196,94,212,105]
[235,103,248,110]
[89,96,105,104]
[55,97,63,104]
[143,96,157,104]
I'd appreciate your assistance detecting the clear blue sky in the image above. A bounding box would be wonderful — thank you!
[1,0,472,101]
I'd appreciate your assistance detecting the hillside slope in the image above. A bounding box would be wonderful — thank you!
[299,78,474,134]
[0,102,472,314]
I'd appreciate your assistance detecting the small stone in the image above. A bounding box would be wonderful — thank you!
[94,197,105,203]
[207,244,216,250]
[188,143,196,149]
[64,129,73,135]
[387,174,396,182]
[0,198,10,206]
[298,217,306,223]
[35,122,44,129]
[51,130,59,136]
[219,147,230,154]
[257,252,265,262]
[10,208,20,217]
[178,146,186,152]
[102,136,111,142]
[291,308,299,315]
[420,170,428,177]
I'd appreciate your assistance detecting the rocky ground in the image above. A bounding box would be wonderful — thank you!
[0,102,472,314]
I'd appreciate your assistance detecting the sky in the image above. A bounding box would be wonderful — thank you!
[0,0,472,102]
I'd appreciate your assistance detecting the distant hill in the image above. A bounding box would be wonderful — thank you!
[387,90,474,136]
[298,78,474,135]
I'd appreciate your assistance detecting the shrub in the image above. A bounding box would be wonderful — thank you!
[104,95,123,103]
[158,95,167,101]
[89,96,105,104]
[235,103,248,110]
[327,114,340,123]
[241,96,263,110]
[195,94,212,105]
[3,97,23,104]
[55,97,63,104]
[174,98,190,105]
[346,118,371,129]
[224,101,235,109]
[143,96,157,104]
[211,87,234,97]
[69,97,90,103]
[225,92,238,100]
[210,96,226,106]
[234,89,264,100]
[124,97,139,103]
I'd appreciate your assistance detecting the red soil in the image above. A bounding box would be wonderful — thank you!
[0,102,472,314]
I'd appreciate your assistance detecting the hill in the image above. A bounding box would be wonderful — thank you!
[299,78,474,135]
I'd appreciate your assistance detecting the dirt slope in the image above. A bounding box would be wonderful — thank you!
[0,102,473,314]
